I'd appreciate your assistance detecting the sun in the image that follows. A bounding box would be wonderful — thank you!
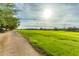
[42,8,54,19]
[41,7,56,24]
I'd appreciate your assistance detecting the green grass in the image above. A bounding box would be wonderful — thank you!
[17,30,79,56]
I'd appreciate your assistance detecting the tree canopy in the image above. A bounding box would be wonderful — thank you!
[0,3,19,32]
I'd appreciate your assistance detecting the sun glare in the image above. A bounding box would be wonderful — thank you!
[42,8,53,19]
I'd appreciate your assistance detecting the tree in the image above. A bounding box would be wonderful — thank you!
[54,27,58,31]
[0,3,19,32]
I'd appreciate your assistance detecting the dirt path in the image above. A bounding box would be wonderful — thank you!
[0,31,40,56]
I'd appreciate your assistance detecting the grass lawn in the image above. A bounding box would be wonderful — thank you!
[17,30,79,56]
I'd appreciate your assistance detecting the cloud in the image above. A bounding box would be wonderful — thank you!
[15,3,79,29]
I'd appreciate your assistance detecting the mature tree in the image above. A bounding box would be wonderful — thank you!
[0,3,19,32]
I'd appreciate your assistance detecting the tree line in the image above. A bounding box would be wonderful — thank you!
[26,26,79,32]
[53,27,79,32]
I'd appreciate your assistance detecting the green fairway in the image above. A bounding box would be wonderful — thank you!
[17,30,79,56]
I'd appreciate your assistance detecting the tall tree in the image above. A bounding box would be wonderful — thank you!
[0,3,19,32]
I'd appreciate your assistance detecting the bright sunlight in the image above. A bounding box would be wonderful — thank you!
[42,8,54,19]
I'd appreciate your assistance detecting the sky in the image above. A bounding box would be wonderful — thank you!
[14,3,79,29]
